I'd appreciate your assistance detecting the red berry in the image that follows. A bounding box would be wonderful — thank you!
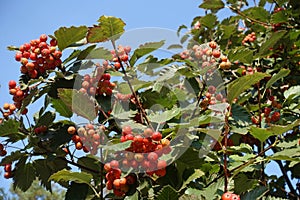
[122,125,132,136]
[155,168,166,177]
[0,149,7,156]
[157,160,167,169]
[147,152,158,162]
[72,135,81,143]
[8,80,17,89]
[0,144,3,151]
[4,172,11,179]
[40,34,48,42]
[271,111,280,122]
[4,164,11,172]
[151,132,162,141]
[67,126,76,134]
[222,192,232,200]
[209,41,217,49]
[75,142,83,150]
[106,180,113,190]
[15,53,22,61]
[50,38,57,46]
[110,160,119,169]
[208,85,216,94]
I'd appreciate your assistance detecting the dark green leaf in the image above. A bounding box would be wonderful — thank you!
[65,182,89,200]
[234,174,259,194]
[51,98,73,118]
[199,0,225,10]
[87,16,125,43]
[227,73,269,103]
[54,26,88,50]
[13,157,35,192]
[129,40,165,66]
[49,169,92,185]
[228,47,254,64]
[34,159,52,191]
[258,31,287,56]
[179,169,205,191]
[241,186,268,200]
[231,104,251,126]
[242,7,269,23]
[157,185,178,200]
[265,69,290,90]
[58,89,98,121]
[0,151,26,165]
[271,11,288,24]
[200,14,217,29]
[36,111,56,127]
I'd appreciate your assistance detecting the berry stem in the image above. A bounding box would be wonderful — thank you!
[111,41,154,130]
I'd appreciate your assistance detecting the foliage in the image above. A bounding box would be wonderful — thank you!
[0,1,300,200]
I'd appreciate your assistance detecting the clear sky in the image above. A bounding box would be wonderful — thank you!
[0,0,203,193]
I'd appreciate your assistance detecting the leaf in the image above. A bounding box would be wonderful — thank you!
[58,88,97,121]
[271,10,288,24]
[269,148,300,161]
[87,15,125,43]
[0,119,25,142]
[19,87,38,113]
[179,169,205,191]
[176,148,203,168]
[242,7,270,23]
[85,47,112,60]
[51,98,73,118]
[265,69,290,89]
[13,158,35,192]
[0,151,26,165]
[157,185,178,200]
[65,182,89,200]
[241,186,268,200]
[36,111,56,127]
[231,104,251,126]
[148,106,181,124]
[54,26,88,50]
[49,169,92,185]
[284,85,300,99]
[168,44,183,50]
[177,25,188,36]
[199,0,225,10]
[102,140,132,151]
[234,174,259,194]
[227,72,269,103]
[249,126,273,142]
[77,156,101,177]
[228,47,254,64]
[268,119,300,135]
[129,40,165,66]
[258,31,287,56]
[125,192,139,200]
[34,159,52,191]
[200,14,217,29]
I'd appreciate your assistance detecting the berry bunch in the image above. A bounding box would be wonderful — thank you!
[80,71,116,96]
[200,85,227,110]
[2,103,16,119]
[34,125,48,134]
[15,34,62,79]
[0,143,7,157]
[104,161,137,197]
[8,80,28,115]
[242,32,256,45]
[3,163,12,179]
[110,45,131,71]
[222,192,240,200]
[66,126,89,153]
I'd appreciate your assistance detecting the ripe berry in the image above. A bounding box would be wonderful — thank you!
[147,152,158,162]
[157,160,167,169]
[208,85,216,94]
[122,126,132,136]
[212,50,221,58]
[15,53,22,61]
[151,132,162,141]
[50,38,57,46]
[4,164,11,172]
[209,41,217,49]
[155,168,166,177]
[134,153,144,162]
[110,160,119,169]
[113,178,121,189]
[0,144,3,151]
[4,172,11,179]
[106,180,113,190]
[271,111,280,122]
[0,149,7,156]
[75,142,83,150]
[67,126,76,135]
[8,80,17,89]
[72,135,81,143]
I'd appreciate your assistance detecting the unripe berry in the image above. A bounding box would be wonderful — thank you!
[67,126,76,134]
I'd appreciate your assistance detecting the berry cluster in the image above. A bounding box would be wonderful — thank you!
[200,85,227,110]
[3,163,12,179]
[110,45,131,71]
[0,143,7,157]
[15,34,62,79]
[80,71,116,96]
[222,192,240,200]
[242,32,256,45]
[104,161,137,197]
[7,80,29,115]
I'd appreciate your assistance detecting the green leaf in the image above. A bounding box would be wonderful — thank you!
[176,148,203,168]
[231,104,251,126]
[179,169,205,191]
[36,111,56,127]
[228,47,254,64]
[0,151,26,165]
[51,98,73,118]
[125,191,139,200]
[200,14,217,29]
[199,0,225,10]
[227,72,269,103]
[148,106,181,124]
[77,156,101,177]
[85,47,112,60]
[265,69,290,90]
[102,140,132,152]
[249,126,273,142]
[284,85,300,99]
[49,169,92,185]
[157,185,178,200]
[63,49,81,64]
[58,89,98,121]
[33,159,52,191]
[234,174,259,194]
[13,158,35,192]
[242,7,269,23]
[65,182,89,200]
[268,119,300,136]
[0,119,25,142]
[129,40,165,66]
[19,88,38,113]
[271,11,288,24]
[269,148,300,161]
[258,31,287,56]
[54,26,88,50]
[241,186,268,200]
[87,15,125,43]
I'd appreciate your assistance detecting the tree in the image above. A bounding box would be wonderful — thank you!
[0,0,299,199]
